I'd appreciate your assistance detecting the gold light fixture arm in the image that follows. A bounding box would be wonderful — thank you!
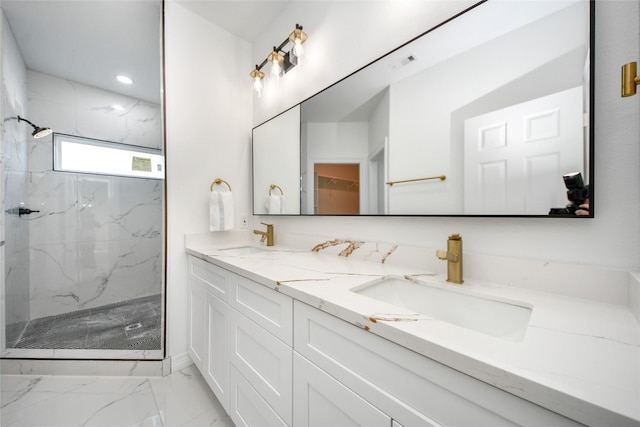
[386,175,446,186]
[622,62,640,97]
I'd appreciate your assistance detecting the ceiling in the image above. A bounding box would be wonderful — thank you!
[175,1,291,43]
[1,0,288,105]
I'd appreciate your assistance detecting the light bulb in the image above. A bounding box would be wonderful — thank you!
[293,41,304,59]
[253,78,263,97]
[271,61,282,79]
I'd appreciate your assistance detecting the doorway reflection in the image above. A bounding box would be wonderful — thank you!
[314,163,360,214]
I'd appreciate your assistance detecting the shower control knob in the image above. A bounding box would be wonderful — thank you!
[5,207,40,216]
[19,208,40,216]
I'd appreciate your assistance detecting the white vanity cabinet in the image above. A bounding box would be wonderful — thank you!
[188,256,294,426]
[188,255,587,427]
[187,256,230,411]
[293,301,583,427]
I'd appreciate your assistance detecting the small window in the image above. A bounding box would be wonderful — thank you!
[53,133,164,179]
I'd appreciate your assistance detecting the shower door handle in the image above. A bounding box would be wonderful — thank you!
[5,207,40,216]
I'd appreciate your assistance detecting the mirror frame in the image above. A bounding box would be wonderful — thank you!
[252,0,595,218]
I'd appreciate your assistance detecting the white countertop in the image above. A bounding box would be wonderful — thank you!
[185,237,640,427]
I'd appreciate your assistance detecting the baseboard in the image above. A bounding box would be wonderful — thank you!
[0,358,165,376]
[170,351,194,373]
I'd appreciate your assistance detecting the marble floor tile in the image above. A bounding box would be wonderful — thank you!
[0,365,232,427]
[148,366,234,427]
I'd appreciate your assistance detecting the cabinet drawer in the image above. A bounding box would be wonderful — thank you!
[230,309,293,425]
[294,352,391,427]
[230,274,293,346]
[189,256,229,302]
[294,301,581,427]
[229,364,288,427]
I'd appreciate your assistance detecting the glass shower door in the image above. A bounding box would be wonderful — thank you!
[1,0,165,360]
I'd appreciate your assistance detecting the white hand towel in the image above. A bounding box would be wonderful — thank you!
[266,195,284,214]
[209,191,235,231]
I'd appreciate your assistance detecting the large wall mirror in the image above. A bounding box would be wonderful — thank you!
[253,0,593,217]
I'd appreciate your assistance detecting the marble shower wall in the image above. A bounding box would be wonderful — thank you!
[22,70,163,319]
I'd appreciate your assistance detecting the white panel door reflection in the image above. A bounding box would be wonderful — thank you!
[464,86,584,215]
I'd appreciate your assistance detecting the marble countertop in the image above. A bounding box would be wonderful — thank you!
[185,237,640,427]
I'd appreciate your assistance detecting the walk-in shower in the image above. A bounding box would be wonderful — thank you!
[1,0,165,360]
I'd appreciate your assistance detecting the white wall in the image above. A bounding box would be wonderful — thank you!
[164,0,252,358]
[250,1,640,269]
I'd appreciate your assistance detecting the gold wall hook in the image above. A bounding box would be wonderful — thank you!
[622,62,640,97]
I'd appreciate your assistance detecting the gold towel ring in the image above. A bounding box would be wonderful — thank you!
[269,184,283,195]
[210,178,231,192]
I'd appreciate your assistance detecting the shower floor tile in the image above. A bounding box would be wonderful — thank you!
[11,295,162,350]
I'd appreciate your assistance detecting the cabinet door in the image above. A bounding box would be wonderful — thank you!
[188,280,206,369]
[230,309,293,425]
[229,364,288,427]
[294,353,391,427]
[205,291,229,411]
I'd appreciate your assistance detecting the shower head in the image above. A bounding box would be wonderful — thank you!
[17,115,52,139]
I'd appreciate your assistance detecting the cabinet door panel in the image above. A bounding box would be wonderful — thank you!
[188,280,206,369]
[230,309,293,425]
[206,292,229,410]
[229,365,288,427]
[230,275,293,345]
[294,353,391,427]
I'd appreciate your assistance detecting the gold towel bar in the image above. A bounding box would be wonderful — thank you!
[210,178,232,192]
[386,175,446,186]
[269,184,284,195]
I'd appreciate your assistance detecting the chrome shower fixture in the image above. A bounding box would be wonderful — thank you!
[17,115,52,139]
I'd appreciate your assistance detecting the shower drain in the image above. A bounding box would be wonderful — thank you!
[125,323,143,331]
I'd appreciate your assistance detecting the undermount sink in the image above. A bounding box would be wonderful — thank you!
[217,246,268,255]
[351,276,532,341]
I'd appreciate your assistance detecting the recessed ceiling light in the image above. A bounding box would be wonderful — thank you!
[116,75,133,84]
[111,104,125,111]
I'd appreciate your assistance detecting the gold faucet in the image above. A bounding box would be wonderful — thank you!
[436,233,463,284]
[253,222,274,246]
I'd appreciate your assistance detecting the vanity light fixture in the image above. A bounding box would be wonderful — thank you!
[621,62,640,97]
[250,24,308,96]
[16,115,52,139]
